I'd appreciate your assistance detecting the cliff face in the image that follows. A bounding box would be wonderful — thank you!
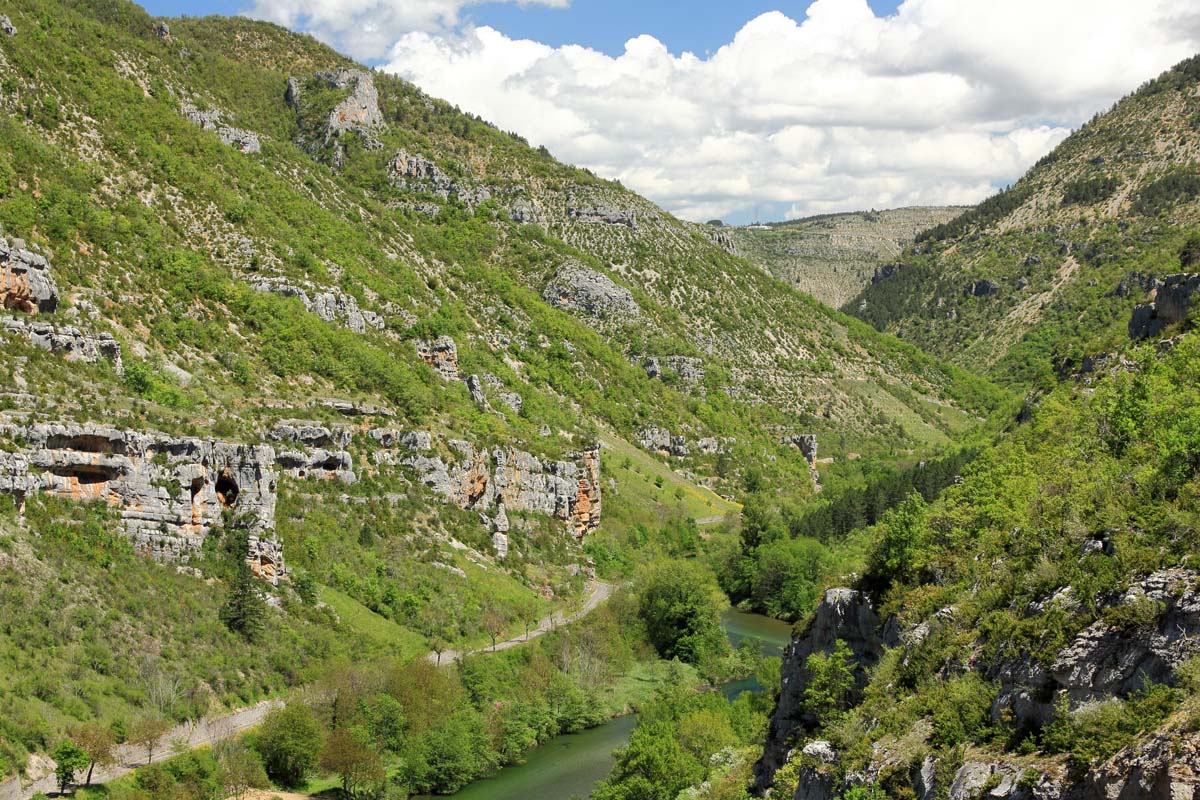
[755,588,891,791]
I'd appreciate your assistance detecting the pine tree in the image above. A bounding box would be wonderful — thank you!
[221,560,265,641]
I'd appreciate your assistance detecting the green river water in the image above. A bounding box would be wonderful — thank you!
[420,609,793,800]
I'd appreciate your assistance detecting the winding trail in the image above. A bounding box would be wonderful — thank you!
[5,581,615,799]
[427,580,614,665]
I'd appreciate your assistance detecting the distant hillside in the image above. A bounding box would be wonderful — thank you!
[730,207,967,307]
[849,56,1200,387]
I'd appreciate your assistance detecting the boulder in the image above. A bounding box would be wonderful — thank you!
[1,15,15,36]
[466,374,488,406]
[637,426,689,457]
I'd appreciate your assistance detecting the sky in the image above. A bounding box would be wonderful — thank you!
[142,0,1200,224]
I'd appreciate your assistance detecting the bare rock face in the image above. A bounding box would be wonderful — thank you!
[466,374,489,407]
[415,336,460,380]
[250,276,384,334]
[318,69,384,140]
[543,262,640,323]
[275,448,355,484]
[269,420,352,450]
[756,588,890,791]
[1051,569,1200,706]
[1,315,122,372]
[994,569,1200,731]
[1074,728,1200,800]
[1129,273,1200,339]
[1,238,59,314]
[180,103,261,154]
[0,422,284,581]
[372,433,601,538]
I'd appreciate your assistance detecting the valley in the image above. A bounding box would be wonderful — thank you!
[0,2,1198,800]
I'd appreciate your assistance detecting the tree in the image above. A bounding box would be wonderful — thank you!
[593,721,703,800]
[220,560,266,641]
[217,740,269,800]
[51,740,90,794]
[319,726,385,798]
[636,560,729,666]
[129,715,171,765]
[803,639,856,727]
[72,722,117,785]
[483,608,506,651]
[256,703,323,787]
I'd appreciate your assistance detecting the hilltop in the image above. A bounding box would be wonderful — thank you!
[729,207,965,308]
[850,56,1200,387]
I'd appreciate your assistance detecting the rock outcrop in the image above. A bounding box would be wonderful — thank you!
[543,262,640,322]
[966,279,1001,297]
[250,276,384,334]
[567,206,637,229]
[415,336,460,380]
[1,315,122,372]
[181,103,261,154]
[371,431,601,538]
[388,150,492,208]
[288,69,383,148]
[872,263,901,284]
[992,569,1200,731]
[1129,273,1200,339]
[0,422,283,581]
[756,588,890,791]
[269,421,355,483]
[1,15,15,36]
[637,426,689,457]
[1,238,59,314]
[643,355,704,385]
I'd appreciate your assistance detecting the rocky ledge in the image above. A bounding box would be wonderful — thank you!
[250,276,384,334]
[1,315,123,372]
[0,422,283,581]
[370,429,601,540]
[1,237,59,314]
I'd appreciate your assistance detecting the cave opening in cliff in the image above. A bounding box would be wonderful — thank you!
[215,472,239,507]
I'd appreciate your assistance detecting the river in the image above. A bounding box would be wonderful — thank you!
[420,608,792,800]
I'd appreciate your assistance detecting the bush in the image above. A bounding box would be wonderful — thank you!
[255,704,322,787]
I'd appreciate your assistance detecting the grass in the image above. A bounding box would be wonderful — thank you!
[600,431,740,528]
[316,586,425,658]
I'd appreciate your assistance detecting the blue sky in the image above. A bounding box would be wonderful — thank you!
[142,0,902,59]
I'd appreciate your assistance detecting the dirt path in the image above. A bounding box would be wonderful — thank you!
[427,579,614,665]
[4,700,283,800]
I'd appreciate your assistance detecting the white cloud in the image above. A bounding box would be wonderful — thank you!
[241,0,568,61]
[267,0,1200,222]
